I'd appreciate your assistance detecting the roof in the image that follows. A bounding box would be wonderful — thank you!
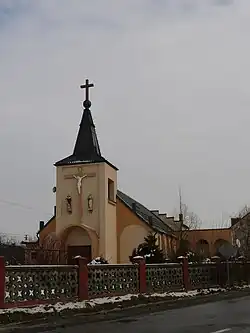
[187,227,230,232]
[37,215,55,235]
[38,191,178,238]
[117,190,176,237]
[54,105,117,170]
[165,219,183,232]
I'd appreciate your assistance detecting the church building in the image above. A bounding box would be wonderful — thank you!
[24,80,234,264]
[27,80,183,264]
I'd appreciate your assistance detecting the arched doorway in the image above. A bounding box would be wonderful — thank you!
[61,226,92,264]
[196,239,210,258]
[214,239,231,256]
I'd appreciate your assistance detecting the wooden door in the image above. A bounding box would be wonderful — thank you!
[67,245,92,264]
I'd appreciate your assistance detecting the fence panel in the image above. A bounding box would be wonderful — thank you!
[229,262,250,285]
[5,265,78,304]
[4,260,250,307]
[189,263,218,289]
[88,264,139,298]
[146,263,183,293]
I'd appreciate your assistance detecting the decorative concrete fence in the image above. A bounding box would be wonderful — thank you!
[1,257,250,308]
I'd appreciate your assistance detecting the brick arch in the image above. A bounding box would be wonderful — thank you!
[196,239,210,257]
[58,225,99,259]
[119,224,148,264]
[214,238,230,255]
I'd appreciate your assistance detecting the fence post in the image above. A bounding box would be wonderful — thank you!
[133,256,146,294]
[217,261,225,287]
[0,257,5,308]
[182,257,190,291]
[76,257,89,300]
[214,259,221,287]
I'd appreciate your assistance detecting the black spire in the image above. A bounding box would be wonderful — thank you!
[72,106,101,159]
[54,80,117,170]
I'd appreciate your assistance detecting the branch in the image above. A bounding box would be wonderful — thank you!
[236,204,250,218]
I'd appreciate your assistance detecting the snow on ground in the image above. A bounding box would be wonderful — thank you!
[1,286,249,315]
[151,288,225,298]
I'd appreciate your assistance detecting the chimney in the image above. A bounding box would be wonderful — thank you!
[179,213,183,223]
[231,217,240,227]
[54,206,56,216]
[151,210,159,216]
[39,221,45,230]
[132,202,136,212]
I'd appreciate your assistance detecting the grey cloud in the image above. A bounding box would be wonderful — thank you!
[0,0,249,237]
[214,0,234,7]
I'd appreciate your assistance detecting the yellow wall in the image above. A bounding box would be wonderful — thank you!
[55,162,117,263]
[37,190,177,264]
[39,217,56,243]
[116,198,151,263]
[116,198,175,263]
[65,227,91,246]
[185,228,232,256]
[104,163,117,263]
[55,164,102,236]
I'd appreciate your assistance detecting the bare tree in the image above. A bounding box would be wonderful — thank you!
[173,202,202,257]
[25,233,66,265]
[232,219,250,258]
[231,204,250,258]
[172,188,202,257]
[0,233,18,245]
[176,187,201,231]
[181,203,201,231]
[237,205,250,219]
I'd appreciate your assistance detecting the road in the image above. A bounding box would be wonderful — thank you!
[42,296,250,333]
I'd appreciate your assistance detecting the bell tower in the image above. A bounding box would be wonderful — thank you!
[54,80,118,263]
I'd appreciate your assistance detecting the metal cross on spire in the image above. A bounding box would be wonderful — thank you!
[80,79,94,109]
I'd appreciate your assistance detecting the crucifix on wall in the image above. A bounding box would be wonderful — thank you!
[64,168,96,195]
[64,168,96,219]
[73,174,87,195]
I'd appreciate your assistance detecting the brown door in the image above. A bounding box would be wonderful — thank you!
[67,245,92,264]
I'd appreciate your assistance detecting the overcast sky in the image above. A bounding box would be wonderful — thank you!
[0,0,249,238]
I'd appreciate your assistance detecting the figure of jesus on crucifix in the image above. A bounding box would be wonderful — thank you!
[73,174,87,195]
